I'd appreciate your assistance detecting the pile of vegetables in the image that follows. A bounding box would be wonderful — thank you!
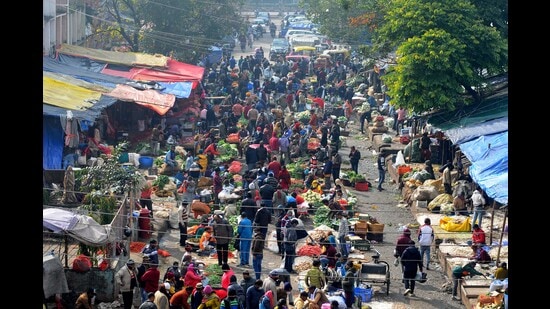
[302,190,323,205]
[297,244,322,257]
[346,190,358,206]
[337,116,348,124]
[296,111,310,123]
[313,205,332,227]
[237,114,248,128]
[346,171,366,183]
[216,140,238,162]
[307,138,320,151]
[204,264,222,285]
[286,161,306,179]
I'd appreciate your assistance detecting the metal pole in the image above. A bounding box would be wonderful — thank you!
[67,0,71,45]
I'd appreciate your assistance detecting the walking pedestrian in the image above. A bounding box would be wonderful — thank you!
[417,217,434,270]
[400,240,423,297]
[341,261,356,308]
[251,228,265,279]
[284,219,299,274]
[471,189,486,228]
[376,152,386,191]
[213,214,234,266]
[240,270,256,293]
[348,146,360,174]
[442,163,453,195]
[238,212,254,266]
[179,201,190,247]
[337,212,349,258]
[246,280,265,309]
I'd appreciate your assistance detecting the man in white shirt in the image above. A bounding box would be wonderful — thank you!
[417,217,434,270]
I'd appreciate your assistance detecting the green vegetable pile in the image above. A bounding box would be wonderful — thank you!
[217,140,238,162]
[204,264,222,286]
[313,205,331,227]
[287,160,306,179]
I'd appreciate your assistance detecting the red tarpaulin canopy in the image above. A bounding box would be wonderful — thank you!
[101,59,205,83]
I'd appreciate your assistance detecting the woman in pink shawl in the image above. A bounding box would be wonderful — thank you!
[184,263,203,287]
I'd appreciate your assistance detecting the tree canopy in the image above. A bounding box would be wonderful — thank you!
[91,0,245,64]
[378,0,507,112]
[299,0,508,113]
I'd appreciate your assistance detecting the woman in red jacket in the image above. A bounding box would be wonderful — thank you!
[471,224,486,245]
[278,165,291,190]
[183,263,203,288]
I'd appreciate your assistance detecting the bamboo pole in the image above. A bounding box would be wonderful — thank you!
[495,207,508,265]
[489,200,496,244]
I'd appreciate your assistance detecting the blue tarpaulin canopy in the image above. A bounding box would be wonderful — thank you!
[455,130,508,205]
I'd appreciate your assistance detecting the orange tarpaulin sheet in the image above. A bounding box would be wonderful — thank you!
[107,84,175,115]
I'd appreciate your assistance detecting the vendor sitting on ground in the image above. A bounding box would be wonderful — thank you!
[198,226,216,255]
[469,244,491,264]
[471,224,486,245]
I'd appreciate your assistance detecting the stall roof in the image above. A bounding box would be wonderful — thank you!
[427,89,508,132]
[101,58,205,83]
[458,131,508,205]
[428,89,508,206]
[57,43,169,67]
[444,117,507,145]
[43,75,101,110]
[43,95,118,122]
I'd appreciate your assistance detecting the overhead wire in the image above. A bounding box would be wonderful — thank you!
[65,2,259,52]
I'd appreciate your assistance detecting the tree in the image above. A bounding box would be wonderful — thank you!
[90,0,244,64]
[299,0,379,46]
[377,0,508,112]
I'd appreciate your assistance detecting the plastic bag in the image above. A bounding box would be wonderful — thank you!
[267,230,279,253]
[415,272,427,283]
[394,151,406,166]
[439,216,471,232]
[393,257,400,267]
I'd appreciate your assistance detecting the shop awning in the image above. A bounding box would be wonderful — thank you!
[101,58,205,83]
[106,84,175,115]
[56,43,169,68]
[43,76,101,110]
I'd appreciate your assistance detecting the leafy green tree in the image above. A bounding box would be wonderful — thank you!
[470,0,508,39]
[92,0,244,64]
[377,0,508,112]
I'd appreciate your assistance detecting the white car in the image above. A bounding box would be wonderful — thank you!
[285,29,315,41]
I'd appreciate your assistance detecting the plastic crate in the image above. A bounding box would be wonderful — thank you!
[353,239,371,251]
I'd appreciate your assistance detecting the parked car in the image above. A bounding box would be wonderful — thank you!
[270,38,290,61]
[251,18,267,33]
[285,29,315,41]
